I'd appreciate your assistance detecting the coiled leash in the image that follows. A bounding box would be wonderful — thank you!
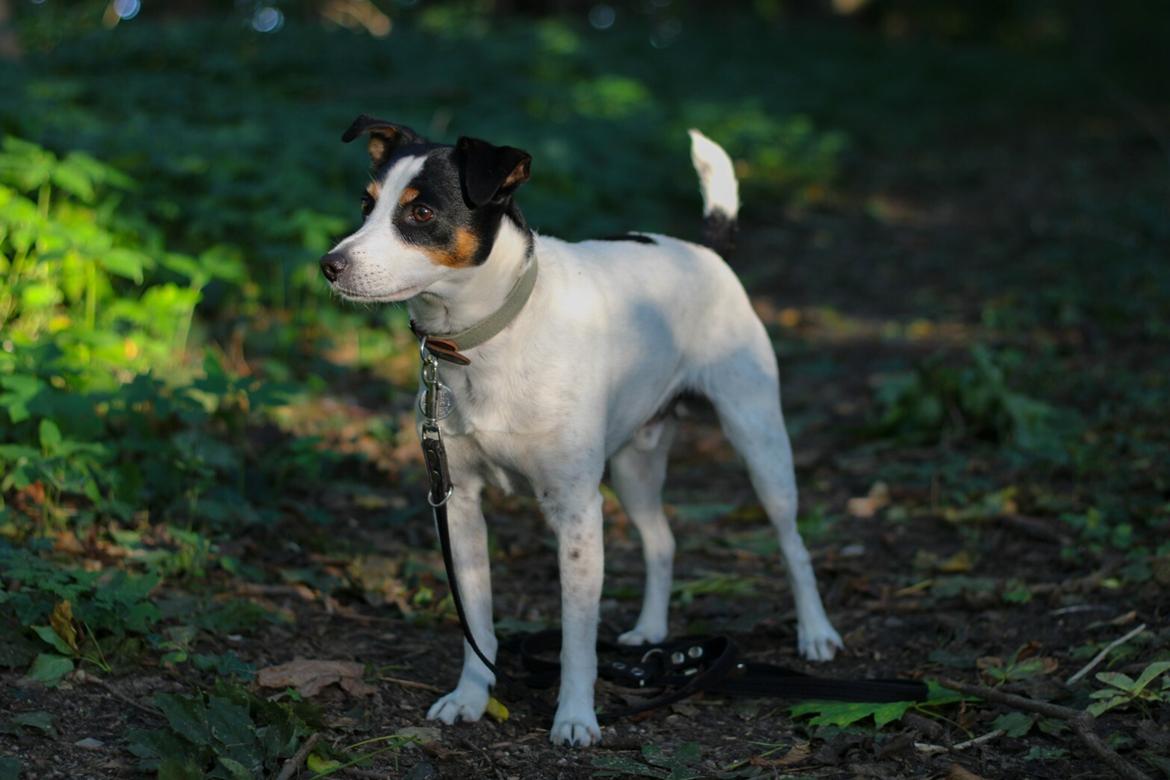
[416,334,927,725]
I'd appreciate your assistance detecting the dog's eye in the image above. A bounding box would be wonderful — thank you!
[410,204,434,223]
[361,193,375,216]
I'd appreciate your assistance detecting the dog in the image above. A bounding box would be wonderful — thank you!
[320,115,843,747]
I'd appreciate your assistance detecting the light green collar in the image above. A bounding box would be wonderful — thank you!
[412,257,538,365]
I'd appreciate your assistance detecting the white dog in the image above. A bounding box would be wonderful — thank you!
[320,115,843,746]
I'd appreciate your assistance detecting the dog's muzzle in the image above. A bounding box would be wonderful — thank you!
[320,252,349,283]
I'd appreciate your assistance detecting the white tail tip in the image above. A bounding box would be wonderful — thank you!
[688,128,740,218]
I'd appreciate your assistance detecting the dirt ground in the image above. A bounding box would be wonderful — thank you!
[3,125,1168,780]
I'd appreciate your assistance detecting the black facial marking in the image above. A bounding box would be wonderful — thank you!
[382,149,528,267]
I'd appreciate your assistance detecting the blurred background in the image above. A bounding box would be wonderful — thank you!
[0,1,1168,777]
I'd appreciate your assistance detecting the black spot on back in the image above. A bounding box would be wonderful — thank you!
[597,233,657,245]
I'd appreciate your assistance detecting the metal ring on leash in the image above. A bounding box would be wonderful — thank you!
[428,485,454,507]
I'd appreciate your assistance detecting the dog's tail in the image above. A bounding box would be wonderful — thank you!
[688,128,740,258]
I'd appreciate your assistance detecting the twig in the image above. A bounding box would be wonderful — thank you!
[915,728,1004,756]
[1066,623,1147,685]
[90,677,163,719]
[938,677,1151,780]
[377,675,445,694]
[274,732,320,780]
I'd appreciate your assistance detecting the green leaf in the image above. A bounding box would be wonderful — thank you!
[51,160,96,203]
[789,698,915,728]
[99,249,148,283]
[0,756,22,780]
[19,282,63,312]
[206,696,255,751]
[8,711,54,736]
[158,756,205,780]
[24,654,73,687]
[155,693,211,746]
[30,625,73,656]
[993,711,1035,737]
[1087,695,1127,717]
[1130,661,1170,693]
[591,754,670,778]
[214,756,253,780]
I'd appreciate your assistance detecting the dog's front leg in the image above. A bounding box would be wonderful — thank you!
[427,478,498,725]
[540,485,605,747]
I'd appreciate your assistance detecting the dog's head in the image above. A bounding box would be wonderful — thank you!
[320,114,531,302]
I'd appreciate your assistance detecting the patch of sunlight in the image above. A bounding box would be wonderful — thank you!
[865,193,956,227]
[754,300,978,346]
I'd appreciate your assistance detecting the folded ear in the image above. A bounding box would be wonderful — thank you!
[455,136,532,208]
[341,114,425,166]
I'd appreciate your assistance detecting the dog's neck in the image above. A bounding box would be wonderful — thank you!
[408,217,534,336]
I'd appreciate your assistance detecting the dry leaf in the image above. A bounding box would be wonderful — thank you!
[846,482,890,519]
[50,601,78,653]
[257,658,376,697]
[947,763,987,780]
[751,741,811,768]
[938,550,974,573]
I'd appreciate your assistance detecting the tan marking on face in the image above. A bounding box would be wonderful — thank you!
[420,227,481,268]
[398,187,420,206]
[366,181,380,200]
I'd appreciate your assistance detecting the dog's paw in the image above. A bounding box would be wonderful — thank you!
[549,706,601,747]
[427,684,490,725]
[797,619,844,662]
[617,625,667,646]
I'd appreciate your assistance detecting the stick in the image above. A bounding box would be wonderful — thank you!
[274,732,320,780]
[1066,624,1147,685]
[914,728,1004,756]
[377,674,445,694]
[938,678,1151,780]
[92,678,162,719]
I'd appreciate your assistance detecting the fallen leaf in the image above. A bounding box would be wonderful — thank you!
[485,696,509,722]
[751,741,811,767]
[307,754,341,773]
[257,658,376,697]
[938,550,974,573]
[847,482,890,519]
[50,601,78,653]
[947,763,987,780]
[396,726,441,744]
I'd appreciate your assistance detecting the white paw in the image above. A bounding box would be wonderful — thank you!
[426,683,489,725]
[617,625,667,646]
[797,619,844,662]
[550,708,601,747]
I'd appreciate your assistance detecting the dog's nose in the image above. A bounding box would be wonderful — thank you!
[320,252,349,282]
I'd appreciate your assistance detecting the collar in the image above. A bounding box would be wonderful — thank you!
[410,257,538,365]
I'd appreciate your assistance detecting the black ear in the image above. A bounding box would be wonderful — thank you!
[455,136,532,208]
[341,114,425,166]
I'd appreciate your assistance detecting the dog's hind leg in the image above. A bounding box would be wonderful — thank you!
[702,347,843,662]
[609,417,678,646]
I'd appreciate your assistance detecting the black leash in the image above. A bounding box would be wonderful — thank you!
[417,341,928,722]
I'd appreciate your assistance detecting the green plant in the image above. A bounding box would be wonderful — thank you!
[1087,661,1170,717]
[127,680,317,778]
[789,680,966,729]
[870,346,1078,457]
[592,742,705,780]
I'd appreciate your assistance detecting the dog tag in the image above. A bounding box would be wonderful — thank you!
[419,381,454,421]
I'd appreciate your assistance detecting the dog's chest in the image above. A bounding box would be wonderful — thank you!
[415,364,566,494]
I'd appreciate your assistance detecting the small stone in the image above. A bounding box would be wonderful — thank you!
[75,737,105,750]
